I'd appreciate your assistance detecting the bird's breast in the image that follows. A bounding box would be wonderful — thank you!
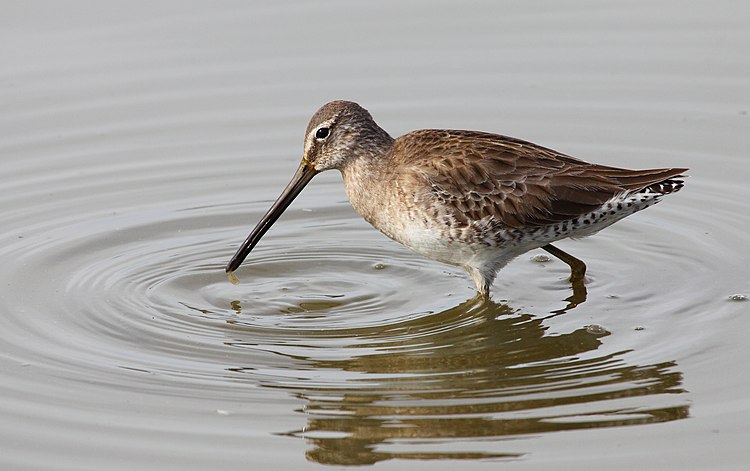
[342,164,487,266]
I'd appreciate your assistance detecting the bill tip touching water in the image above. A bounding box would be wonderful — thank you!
[226,100,687,299]
[227,270,241,286]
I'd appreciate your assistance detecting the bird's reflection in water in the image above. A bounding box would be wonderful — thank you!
[226,297,688,466]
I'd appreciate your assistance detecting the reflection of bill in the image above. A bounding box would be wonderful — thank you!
[230,298,688,466]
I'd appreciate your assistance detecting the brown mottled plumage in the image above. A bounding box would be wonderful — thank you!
[227,100,687,299]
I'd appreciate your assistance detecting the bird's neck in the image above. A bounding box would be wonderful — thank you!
[339,132,395,228]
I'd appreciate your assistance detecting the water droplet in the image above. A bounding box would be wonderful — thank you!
[530,254,551,263]
[728,294,747,302]
[585,324,609,335]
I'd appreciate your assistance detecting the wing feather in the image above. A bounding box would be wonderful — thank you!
[397,130,687,229]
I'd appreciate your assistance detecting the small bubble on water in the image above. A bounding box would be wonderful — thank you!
[373,263,387,270]
[531,254,551,263]
[585,324,609,335]
[728,294,747,302]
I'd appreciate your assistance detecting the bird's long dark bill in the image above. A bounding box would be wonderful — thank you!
[226,161,318,273]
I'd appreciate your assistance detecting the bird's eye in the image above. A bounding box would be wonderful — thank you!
[315,127,330,139]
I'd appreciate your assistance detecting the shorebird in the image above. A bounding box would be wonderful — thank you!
[226,100,687,299]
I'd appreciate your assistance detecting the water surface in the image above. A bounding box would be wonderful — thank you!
[1,1,749,469]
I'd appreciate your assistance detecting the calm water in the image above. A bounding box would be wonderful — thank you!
[2,1,749,469]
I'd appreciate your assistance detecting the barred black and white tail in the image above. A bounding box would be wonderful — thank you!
[642,177,686,196]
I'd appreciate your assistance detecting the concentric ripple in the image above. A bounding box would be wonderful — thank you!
[0,102,731,465]
[0,121,730,466]
[0,154,708,464]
